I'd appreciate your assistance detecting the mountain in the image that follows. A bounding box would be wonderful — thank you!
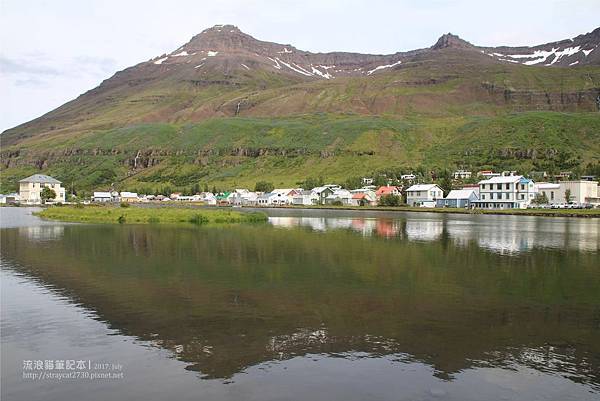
[1,25,600,193]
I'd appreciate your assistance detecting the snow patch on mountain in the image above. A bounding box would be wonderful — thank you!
[367,60,402,75]
[582,49,594,56]
[311,66,332,79]
[172,51,190,57]
[154,57,168,65]
[207,51,219,57]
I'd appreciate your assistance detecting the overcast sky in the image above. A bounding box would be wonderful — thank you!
[1,0,599,132]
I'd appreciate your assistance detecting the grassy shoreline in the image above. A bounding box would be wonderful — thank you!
[253,204,600,218]
[35,206,268,225]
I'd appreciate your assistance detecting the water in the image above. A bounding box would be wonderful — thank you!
[1,207,599,400]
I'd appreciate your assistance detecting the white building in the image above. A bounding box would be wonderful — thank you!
[19,174,66,204]
[229,189,259,206]
[324,189,353,205]
[477,170,501,178]
[535,183,561,204]
[200,192,217,205]
[401,174,416,181]
[453,170,472,179]
[120,192,139,203]
[474,175,536,209]
[0,193,20,204]
[93,192,114,202]
[292,190,319,206]
[559,180,599,205]
[406,184,444,207]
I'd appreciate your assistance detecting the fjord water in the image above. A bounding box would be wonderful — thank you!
[1,208,599,401]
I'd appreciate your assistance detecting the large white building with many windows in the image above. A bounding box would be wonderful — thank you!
[19,174,66,204]
[474,175,536,209]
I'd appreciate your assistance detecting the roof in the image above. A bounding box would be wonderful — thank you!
[478,175,524,184]
[406,184,440,191]
[120,192,138,197]
[376,186,399,195]
[19,174,61,184]
[536,182,560,189]
[93,192,112,198]
[295,190,315,196]
[352,193,367,199]
[445,189,478,199]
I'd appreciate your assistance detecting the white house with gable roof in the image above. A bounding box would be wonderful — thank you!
[406,184,443,207]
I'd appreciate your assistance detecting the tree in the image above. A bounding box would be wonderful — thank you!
[344,176,362,190]
[532,192,549,205]
[378,194,401,207]
[438,169,453,195]
[564,188,572,203]
[254,181,274,193]
[301,176,323,190]
[40,187,56,204]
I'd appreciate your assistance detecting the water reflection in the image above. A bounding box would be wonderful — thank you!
[17,226,65,242]
[267,213,600,253]
[1,209,599,400]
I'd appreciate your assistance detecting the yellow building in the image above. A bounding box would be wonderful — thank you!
[19,174,66,204]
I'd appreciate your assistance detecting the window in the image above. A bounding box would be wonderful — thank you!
[521,184,525,190]
[497,183,501,190]
[550,192,554,200]
[505,183,509,190]
[482,194,486,200]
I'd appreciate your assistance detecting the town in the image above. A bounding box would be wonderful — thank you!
[3,170,599,210]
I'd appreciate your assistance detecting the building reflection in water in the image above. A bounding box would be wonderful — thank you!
[17,225,65,242]
[268,214,599,254]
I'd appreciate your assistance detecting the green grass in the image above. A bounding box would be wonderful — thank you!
[35,206,268,225]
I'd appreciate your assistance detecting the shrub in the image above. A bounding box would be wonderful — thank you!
[379,194,401,207]
[189,214,209,225]
[117,215,126,224]
[331,200,343,206]
[120,202,130,208]
[148,217,160,224]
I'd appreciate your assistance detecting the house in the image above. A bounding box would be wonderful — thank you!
[216,192,231,205]
[170,192,182,200]
[120,192,139,203]
[400,174,416,181]
[362,177,374,185]
[324,189,353,205]
[436,189,478,208]
[229,189,259,206]
[453,170,472,179]
[93,191,114,202]
[554,171,573,180]
[375,186,401,199]
[535,183,561,204]
[19,174,66,204]
[350,191,377,206]
[477,170,501,178]
[474,175,536,209]
[0,193,20,204]
[200,192,217,205]
[312,186,335,205]
[558,180,599,205]
[292,190,319,206]
[406,184,444,207]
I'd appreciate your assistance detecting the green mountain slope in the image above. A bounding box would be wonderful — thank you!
[1,26,600,193]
